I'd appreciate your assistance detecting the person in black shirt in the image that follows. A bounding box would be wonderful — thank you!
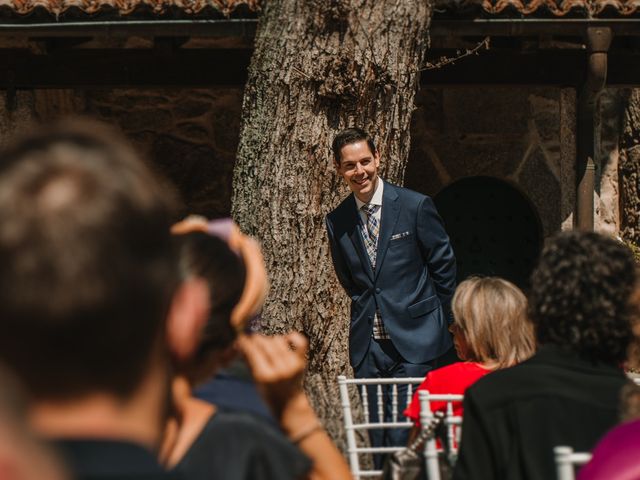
[454,231,639,480]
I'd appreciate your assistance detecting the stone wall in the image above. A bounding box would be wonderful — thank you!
[405,87,576,237]
[0,85,632,239]
[2,87,244,219]
[83,88,244,218]
[0,91,38,149]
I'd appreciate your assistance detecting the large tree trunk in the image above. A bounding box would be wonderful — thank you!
[620,89,640,247]
[232,0,433,449]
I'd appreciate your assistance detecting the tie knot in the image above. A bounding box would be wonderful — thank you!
[361,203,378,216]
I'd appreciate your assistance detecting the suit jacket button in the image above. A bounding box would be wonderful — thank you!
[375,288,381,294]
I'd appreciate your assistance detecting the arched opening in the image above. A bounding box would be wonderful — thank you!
[434,176,543,289]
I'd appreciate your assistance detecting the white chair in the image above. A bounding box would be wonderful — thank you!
[554,446,592,480]
[418,390,464,480]
[337,375,424,479]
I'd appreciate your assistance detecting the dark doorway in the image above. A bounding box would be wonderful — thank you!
[434,176,543,289]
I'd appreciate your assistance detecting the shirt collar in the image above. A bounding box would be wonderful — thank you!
[51,438,176,478]
[529,344,626,377]
[354,177,384,210]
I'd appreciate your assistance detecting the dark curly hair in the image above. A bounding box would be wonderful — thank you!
[529,231,638,364]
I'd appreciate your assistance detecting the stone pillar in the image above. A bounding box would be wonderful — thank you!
[594,89,624,235]
[560,88,577,231]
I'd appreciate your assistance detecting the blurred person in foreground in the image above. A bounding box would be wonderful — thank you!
[453,231,639,480]
[162,217,351,480]
[0,366,68,480]
[577,279,640,480]
[0,119,209,480]
[404,276,535,432]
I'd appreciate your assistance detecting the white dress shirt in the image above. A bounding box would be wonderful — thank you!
[355,177,384,227]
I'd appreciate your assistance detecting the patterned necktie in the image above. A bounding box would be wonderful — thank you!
[361,203,379,267]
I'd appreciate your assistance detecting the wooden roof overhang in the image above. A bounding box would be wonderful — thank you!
[0,0,637,88]
[0,22,637,88]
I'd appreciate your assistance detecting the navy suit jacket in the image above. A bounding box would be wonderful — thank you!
[326,181,456,367]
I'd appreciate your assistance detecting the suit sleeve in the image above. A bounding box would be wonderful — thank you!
[453,391,497,480]
[325,216,357,299]
[416,196,456,323]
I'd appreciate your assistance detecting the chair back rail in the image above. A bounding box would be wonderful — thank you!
[337,375,425,479]
[419,390,465,480]
[554,446,592,480]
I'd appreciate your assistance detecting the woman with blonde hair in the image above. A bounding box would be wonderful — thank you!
[405,276,535,424]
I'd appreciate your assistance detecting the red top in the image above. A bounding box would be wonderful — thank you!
[404,362,490,425]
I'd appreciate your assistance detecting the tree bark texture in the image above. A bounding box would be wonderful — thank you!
[620,89,640,246]
[232,0,432,451]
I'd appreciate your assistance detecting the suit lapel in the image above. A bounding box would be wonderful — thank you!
[374,184,400,279]
[345,195,375,281]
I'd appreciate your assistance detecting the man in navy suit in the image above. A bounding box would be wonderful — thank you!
[326,128,457,449]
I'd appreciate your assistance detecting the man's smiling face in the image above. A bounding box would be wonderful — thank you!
[335,140,380,203]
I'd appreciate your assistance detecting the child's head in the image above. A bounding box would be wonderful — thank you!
[452,276,535,369]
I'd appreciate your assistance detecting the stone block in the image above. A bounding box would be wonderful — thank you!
[518,146,562,235]
[79,87,243,218]
[430,133,526,181]
[441,87,535,135]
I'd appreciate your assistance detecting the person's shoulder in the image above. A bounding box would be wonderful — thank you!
[385,181,427,198]
[207,410,305,450]
[592,418,640,457]
[427,362,487,389]
[327,194,355,220]
[385,182,432,207]
[601,418,640,444]
[180,411,311,480]
[578,419,640,480]
[465,360,534,405]
[429,361,472,379]
[208,409,276,435]
[188,411,299,459]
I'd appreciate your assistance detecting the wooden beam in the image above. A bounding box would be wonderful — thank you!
[421,50,587,85]
[0,48,638,88]
[421,50,640,86]
[0,49,252,88]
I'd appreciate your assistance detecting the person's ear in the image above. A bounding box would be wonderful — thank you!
[165,278,210,362]
[374,150,380,168]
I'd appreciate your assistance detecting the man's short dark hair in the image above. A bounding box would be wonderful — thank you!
[0,118,179,401]
[332,128,377,163]
[529,231,637,364]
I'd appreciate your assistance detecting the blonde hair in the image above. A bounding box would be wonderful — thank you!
[453,276,535,369]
